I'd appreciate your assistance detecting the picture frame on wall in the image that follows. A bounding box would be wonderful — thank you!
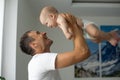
[74,25,120,78]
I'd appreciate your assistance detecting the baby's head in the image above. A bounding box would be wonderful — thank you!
[39,6,59,28]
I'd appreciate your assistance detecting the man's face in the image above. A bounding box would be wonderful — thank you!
[28,31,53,52]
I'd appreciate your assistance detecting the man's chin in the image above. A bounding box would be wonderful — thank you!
[48,39,53,46]
[50,40,53,45]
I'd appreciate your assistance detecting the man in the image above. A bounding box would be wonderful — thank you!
[19,24,90,80]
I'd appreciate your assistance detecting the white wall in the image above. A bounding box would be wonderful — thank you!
[0,0,5,76]
[2,0,18,80]
[16,0,39,80]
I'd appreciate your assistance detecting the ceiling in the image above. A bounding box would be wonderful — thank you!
[29,0,120,17]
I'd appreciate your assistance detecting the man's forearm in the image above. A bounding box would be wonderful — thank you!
[73,25,90,62]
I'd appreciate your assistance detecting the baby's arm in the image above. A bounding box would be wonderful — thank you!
[57,15,73,40]
[60,24,73,39]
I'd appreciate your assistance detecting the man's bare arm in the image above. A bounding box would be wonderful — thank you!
[55,23,90,69]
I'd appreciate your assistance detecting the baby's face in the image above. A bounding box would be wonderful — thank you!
[46,17,58,28]
[40,15,58,28]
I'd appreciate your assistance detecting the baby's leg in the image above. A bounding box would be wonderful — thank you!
[85,23,103,43]
[86,25,120,46]
[85,23,119,46]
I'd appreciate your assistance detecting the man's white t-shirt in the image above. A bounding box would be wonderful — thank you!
[28,53,61,80]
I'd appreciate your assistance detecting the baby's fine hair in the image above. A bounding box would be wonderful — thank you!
[42,6,58,14]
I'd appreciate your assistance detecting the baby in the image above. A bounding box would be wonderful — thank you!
[39,6,119,46]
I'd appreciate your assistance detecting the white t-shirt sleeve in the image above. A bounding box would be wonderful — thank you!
[43,53,57,71]
[33,53,57,71]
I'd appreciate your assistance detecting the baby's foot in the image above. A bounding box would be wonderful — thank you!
[109,29,120,46]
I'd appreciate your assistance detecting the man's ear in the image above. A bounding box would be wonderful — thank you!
[29,42,43,52]
[29,42,37,49]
